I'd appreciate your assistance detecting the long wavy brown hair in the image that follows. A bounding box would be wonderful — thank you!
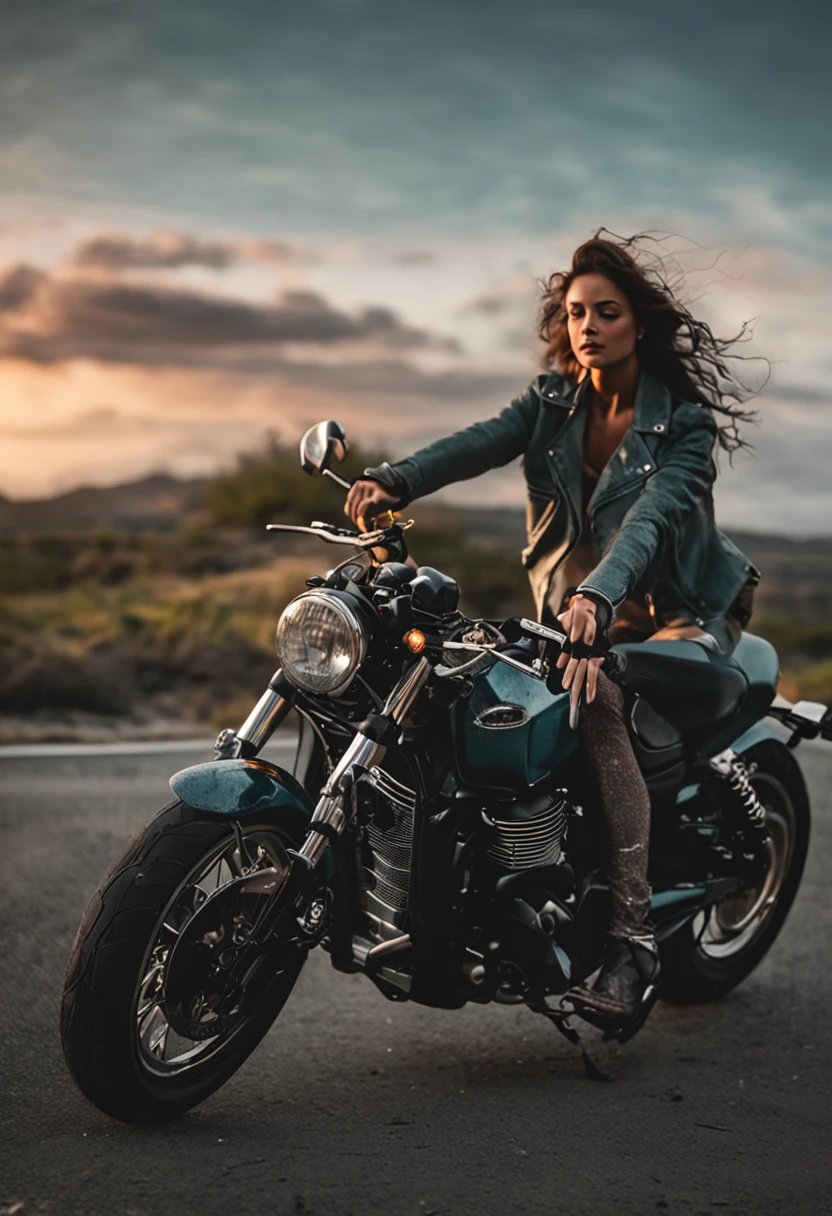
[538,232,763,451]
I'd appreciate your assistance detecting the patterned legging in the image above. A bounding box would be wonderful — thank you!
[573,588,752,937]
[579,672,652,938]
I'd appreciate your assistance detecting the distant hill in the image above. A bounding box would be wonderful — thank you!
[450,521,832,620]
[0,472,526,543]
[728,532,832,620]
[0,474,208,535]
[1,474,830,620]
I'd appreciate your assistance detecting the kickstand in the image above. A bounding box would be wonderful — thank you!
[527,997,612,1082]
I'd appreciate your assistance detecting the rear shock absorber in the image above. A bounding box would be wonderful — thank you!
[707,748,768,832]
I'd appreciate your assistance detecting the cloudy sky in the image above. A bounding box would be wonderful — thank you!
[1,0,830,531]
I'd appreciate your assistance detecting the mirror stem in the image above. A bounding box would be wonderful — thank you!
[323,468,352,490]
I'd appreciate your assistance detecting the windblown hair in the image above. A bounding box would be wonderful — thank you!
[538,231,763,451]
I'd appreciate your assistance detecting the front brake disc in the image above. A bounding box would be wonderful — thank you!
[163,859,290,1038]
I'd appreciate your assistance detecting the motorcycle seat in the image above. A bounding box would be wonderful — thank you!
[613,638,752,735]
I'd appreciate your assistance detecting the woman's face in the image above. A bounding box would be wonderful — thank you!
[565,272,642,372]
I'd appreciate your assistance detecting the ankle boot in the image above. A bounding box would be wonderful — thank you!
[563,933,661,1041]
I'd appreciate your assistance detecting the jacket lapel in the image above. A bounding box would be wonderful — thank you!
[544,377,587,529]
[542,370,673,522]
[588,372,671,515]
[588,428,656,514]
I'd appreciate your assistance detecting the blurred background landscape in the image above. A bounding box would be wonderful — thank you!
[1,0,830,740]
[2,443,831,742]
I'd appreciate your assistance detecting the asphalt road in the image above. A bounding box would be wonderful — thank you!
[2,738,831,1216]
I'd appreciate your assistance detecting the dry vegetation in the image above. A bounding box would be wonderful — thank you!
[0,440,533,739]
[0,555,308,716]
[1,439,830,741]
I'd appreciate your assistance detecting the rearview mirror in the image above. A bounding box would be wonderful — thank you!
[300,420,348,478]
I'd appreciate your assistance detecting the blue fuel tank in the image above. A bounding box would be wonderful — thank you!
[452,661,578,787]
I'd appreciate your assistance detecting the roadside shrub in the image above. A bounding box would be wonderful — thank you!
[0,652,126,715]
[750,617,832,664]
[206,434,386,529]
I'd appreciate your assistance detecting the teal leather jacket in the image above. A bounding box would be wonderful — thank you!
[391,370,757,625]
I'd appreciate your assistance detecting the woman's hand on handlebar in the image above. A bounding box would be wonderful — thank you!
[556,594,604,707]
[344,479,399,531]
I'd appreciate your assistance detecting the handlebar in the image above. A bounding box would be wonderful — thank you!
[434,616,626,693]
[518,617,626,681]
[266,518,414,560]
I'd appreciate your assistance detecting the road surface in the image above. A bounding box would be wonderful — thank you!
[2,737,831,1216]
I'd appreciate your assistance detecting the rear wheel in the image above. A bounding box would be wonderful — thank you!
[660,739,810,1004]
[61,799,310,1123]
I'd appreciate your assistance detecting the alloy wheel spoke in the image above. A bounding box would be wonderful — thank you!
[148,1018,169,1058]
[136,827,292,1074]
[138,1000,165,1035]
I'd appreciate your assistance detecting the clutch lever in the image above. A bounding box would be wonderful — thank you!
[266,521,390,547]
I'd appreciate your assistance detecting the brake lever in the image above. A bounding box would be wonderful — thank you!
[438,640,547,681]
[569,681,584,731]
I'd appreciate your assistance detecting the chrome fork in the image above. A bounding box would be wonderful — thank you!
[297,657,431,868]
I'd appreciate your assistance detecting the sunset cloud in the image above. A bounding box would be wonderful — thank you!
[462,277,539,317]
[392,250,440,266]
[0,264,44,311]
[0,0,829,531]
[70,231,301,272]
[0,259,460,369]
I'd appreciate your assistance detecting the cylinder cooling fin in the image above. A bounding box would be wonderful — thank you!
[488,792,568,871]
[365,767,417,911]
[359,763,419,942]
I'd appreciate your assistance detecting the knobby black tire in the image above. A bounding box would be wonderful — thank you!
[60,798,308,1124]
[659,739,810,1005]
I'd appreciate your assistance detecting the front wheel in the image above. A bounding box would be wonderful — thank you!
[61,799,311,1123]
[660,739,810,1005]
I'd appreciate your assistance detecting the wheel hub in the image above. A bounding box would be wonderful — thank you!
[697,774,795,960]
[163,862,290,1038]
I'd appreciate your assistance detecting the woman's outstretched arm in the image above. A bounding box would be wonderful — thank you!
[346,379,542,526]
[390,381,540,501]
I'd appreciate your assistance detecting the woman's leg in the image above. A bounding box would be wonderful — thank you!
[564,671,660,1032]
[579,671,651,937]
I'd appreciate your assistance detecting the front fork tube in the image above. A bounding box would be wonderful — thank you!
[298,656,432,869]
[237,686,289,754]
[215,670,294,760]
[233,657,431,952]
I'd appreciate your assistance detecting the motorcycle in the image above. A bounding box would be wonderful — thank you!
[61,419,831,1122]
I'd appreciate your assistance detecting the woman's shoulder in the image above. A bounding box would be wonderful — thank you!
[532,369,576,405]
[668,396,718,438]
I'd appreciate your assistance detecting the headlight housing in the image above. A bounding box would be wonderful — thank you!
[275,591,368,696]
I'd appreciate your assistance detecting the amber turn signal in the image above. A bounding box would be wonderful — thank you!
[403,629,427,654]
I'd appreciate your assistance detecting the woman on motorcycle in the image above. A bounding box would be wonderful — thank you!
[345,234,760,1033]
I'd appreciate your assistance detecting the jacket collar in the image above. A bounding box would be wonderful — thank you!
[541,369,673,435]
[630,371,673,435]
[544,381,586,526]
[543,370,672,523]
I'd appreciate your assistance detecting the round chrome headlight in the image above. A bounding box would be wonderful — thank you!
[275,591,368,696]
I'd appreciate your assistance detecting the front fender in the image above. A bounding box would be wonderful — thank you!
[170,757,336,881]
[170,757,315,819]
